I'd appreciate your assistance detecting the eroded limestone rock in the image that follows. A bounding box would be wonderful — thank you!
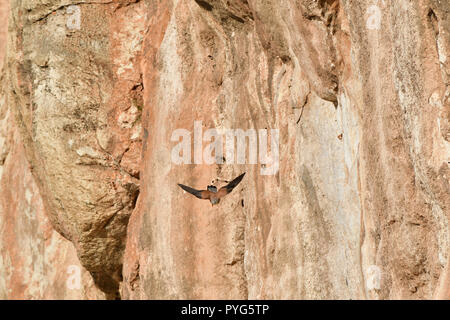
[0,0,448,300]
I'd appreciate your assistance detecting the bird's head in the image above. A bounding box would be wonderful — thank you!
[207,185,217,193]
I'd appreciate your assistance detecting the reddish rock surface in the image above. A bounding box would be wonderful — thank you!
[0,0,105,299]
[0,0,449,300]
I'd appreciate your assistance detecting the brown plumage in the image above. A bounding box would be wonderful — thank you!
[178,172,246,206]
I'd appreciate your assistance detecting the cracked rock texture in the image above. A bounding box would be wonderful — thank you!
[0,0,449,299]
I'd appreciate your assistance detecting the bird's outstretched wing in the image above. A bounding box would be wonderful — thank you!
[217,172,246,198]
[178,184,210,200]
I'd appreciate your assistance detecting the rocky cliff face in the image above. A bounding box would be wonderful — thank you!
[0,0,448,300]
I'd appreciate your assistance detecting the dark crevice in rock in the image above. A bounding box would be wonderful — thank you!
[194,0,213,11]
[228,12,245,24]
[90,270,122,299]
[427,8,439,37]
[129,262,141,291]
[427,8,441,68]
[88,184,139,298]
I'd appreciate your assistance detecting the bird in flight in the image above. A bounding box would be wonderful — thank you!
[178,173,246,206]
